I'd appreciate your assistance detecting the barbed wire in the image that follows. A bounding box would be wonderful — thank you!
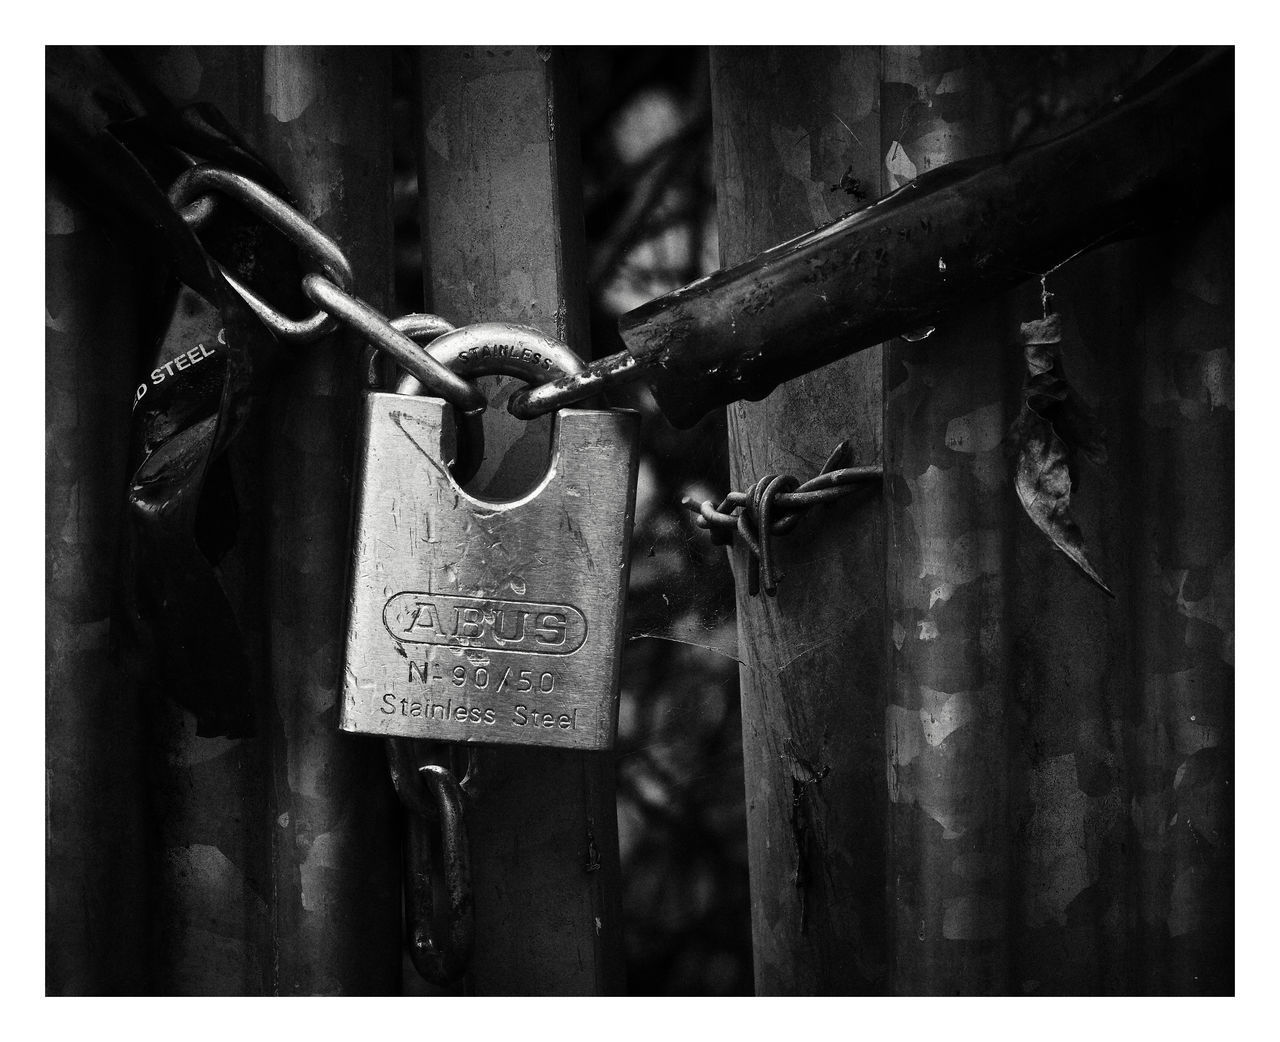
[682,440,882,597]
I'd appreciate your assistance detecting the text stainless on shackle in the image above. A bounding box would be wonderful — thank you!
[341,323,640,751]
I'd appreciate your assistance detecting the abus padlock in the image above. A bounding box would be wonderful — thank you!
[341,323,639,751]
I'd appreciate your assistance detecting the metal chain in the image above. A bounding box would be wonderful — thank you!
[171,163,493,985]
[167,162,642,418]
[387,740,476,986]
[683,441,882,596]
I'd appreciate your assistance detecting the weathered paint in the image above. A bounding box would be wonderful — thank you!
[45,176,151,995]
[416,45,626,995]
[711,45,887,995]
[258,46,402,995]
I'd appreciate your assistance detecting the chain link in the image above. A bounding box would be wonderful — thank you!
[387,740,475,985]
[300,274,486,411]
[169,162,644,417]
[170,166,354,342]
[171,165,480,409]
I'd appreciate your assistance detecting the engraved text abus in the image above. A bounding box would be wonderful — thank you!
[382,592,587,654]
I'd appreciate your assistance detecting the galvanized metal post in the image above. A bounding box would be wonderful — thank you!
[1126,204,1233,994]
[1019,54,1232,988]
[258,45,403,996]
[879,46,1232,996]
[415,45,626,995]
[46,175,151,995]
[137,45,402,995]
[881,46,1016,995]
[992,51,1160,995]
[710,45,888,994]
[998,49,1232,994]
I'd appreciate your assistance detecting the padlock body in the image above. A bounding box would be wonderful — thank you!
[341,393,639,750]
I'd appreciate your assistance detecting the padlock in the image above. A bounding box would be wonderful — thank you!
[341,323,639,751]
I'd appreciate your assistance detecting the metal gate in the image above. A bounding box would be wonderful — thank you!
[45,44,1233,996]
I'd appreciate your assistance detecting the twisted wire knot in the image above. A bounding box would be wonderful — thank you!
[682,441,882,596]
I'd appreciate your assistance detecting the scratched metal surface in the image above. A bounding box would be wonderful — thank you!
[342,396,639,749]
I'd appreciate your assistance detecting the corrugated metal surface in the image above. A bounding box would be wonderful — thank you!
[716,45,1233,995]
[46,44,1231,995]
[47,45,405,996]
[257,45,403,996]
[881,45,1019,995]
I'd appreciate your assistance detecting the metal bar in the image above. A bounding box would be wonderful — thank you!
[415,44,626,995]
[257,45,403,995]
[882,45,1017,996]
[45,173,151,995]
[711,45,888,994]
[507,347,640,420]
[622,46,1232,428]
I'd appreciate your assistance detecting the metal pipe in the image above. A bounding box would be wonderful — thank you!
[622,47,1232,428]
[257,44,403,995]
[415,44,626,995]
[882,45,1016,996]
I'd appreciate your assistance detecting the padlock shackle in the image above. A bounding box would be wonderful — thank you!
[390,320,588,486]
[394,321,586,397]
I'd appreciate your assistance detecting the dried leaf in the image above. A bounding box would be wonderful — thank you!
[1009,316,1114,596]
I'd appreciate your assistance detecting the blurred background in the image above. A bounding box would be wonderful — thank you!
[389,47,751,996]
